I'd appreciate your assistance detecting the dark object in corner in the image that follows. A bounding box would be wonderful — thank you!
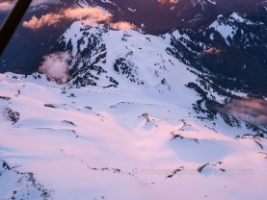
[0,0,33,56]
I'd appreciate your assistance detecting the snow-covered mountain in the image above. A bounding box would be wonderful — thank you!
[1,0,267,94]
[167,9,267,95]
[1,11,267,199]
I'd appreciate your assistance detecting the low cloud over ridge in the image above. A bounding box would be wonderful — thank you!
[39,52,72,84]
[218,98,267,126]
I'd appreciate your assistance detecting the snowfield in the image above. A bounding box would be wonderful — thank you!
[0,19,267,200]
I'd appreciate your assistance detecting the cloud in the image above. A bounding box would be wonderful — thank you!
[217,98,267,125]
[109,21,135,30]
[39,52,72,84]
[203,47,221,55]
[23,7,136,31]
[22,13,61,29]
[23,7,111,29]
[65,7,111,24]
[158,0,178,3]
[0,1,15,12]
[0,0,60,12]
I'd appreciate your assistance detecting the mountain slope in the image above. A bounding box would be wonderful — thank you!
[167,9,267,95]
[0,21,267,199]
